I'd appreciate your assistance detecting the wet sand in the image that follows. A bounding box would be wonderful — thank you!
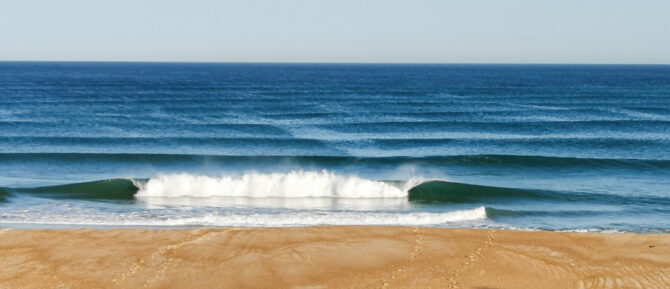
[0,227,668,289]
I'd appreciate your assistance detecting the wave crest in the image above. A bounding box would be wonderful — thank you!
[135,171,420,199]
[6,172,603,206]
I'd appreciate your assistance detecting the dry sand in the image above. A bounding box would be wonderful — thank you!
[0,227,668,289]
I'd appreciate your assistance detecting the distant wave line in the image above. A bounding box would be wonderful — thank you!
[1,153,669,169]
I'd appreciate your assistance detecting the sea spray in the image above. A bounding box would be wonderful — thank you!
[135,170,421,199]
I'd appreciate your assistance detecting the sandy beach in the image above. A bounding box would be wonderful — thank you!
[0,227,667,289]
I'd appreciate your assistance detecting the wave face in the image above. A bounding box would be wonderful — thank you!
[134,172,564,203]
[135,171,415,199]
[5,172,667,209]
[1,172,566,205]
[408,180,557,203]
[12,179,138,201]
[0,187,8,203]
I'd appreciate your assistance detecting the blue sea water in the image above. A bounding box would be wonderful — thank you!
[0,62,669,232]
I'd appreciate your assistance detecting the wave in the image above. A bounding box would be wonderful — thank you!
[0,136,329,148]
[318,120,670,134]
[134,171,416,199]
[0,187,8,203]
[1,153,668,170]
[10,179,139,201]
[409,181,669,206]
[408,181,558,203]
[5,171,663,207]
[1,171,559,205]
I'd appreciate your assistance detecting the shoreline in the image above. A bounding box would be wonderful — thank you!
[1,227,668,288]
[0,224,663,234]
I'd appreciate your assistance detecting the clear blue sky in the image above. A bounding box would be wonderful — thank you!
[1,0,669,63]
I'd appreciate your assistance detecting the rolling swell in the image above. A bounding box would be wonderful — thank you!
[3,172,565,205]
[1,153,667,170]
[11,179,139,201]
[407,180,559,203]
[0,187,8,203]
[4,173,666,210]
[406,180,670,206]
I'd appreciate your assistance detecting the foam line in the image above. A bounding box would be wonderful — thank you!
[0,206,488,227]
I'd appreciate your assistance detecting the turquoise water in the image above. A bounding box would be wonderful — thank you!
[1,62,669,232]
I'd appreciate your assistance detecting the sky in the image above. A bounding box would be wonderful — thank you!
[1,0,669,64]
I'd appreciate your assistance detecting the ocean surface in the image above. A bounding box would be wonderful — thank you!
[1,62,669,233]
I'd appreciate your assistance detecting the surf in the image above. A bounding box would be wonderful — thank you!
[134,171,416,199]
[1,170,568,204]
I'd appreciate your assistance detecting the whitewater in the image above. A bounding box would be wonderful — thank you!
[134,171,421,199]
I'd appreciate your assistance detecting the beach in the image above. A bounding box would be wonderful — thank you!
[1,227,668,289]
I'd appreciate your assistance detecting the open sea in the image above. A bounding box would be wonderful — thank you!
[0,62,668,233]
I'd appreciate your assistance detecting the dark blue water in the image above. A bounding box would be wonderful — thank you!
[1,62,669,232]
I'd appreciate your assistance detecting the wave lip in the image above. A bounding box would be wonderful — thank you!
[135,171,414,199]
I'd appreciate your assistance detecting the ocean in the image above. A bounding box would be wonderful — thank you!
[0,62,668,233]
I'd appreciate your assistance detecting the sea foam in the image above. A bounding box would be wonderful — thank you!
[152,207,488,226]
[135,171,422,199]
[0,206,488,227]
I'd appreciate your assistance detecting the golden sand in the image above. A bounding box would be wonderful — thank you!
[0,227,668,289]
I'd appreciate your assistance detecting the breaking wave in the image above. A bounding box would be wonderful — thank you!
[5,170,651,206]
[134,171,418,199]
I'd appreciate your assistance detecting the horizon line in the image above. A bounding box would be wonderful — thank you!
[1,60,670,66]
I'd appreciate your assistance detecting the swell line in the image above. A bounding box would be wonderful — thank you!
[1,153,668,170]
[8,179,140,201]
[3,172,668,207]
